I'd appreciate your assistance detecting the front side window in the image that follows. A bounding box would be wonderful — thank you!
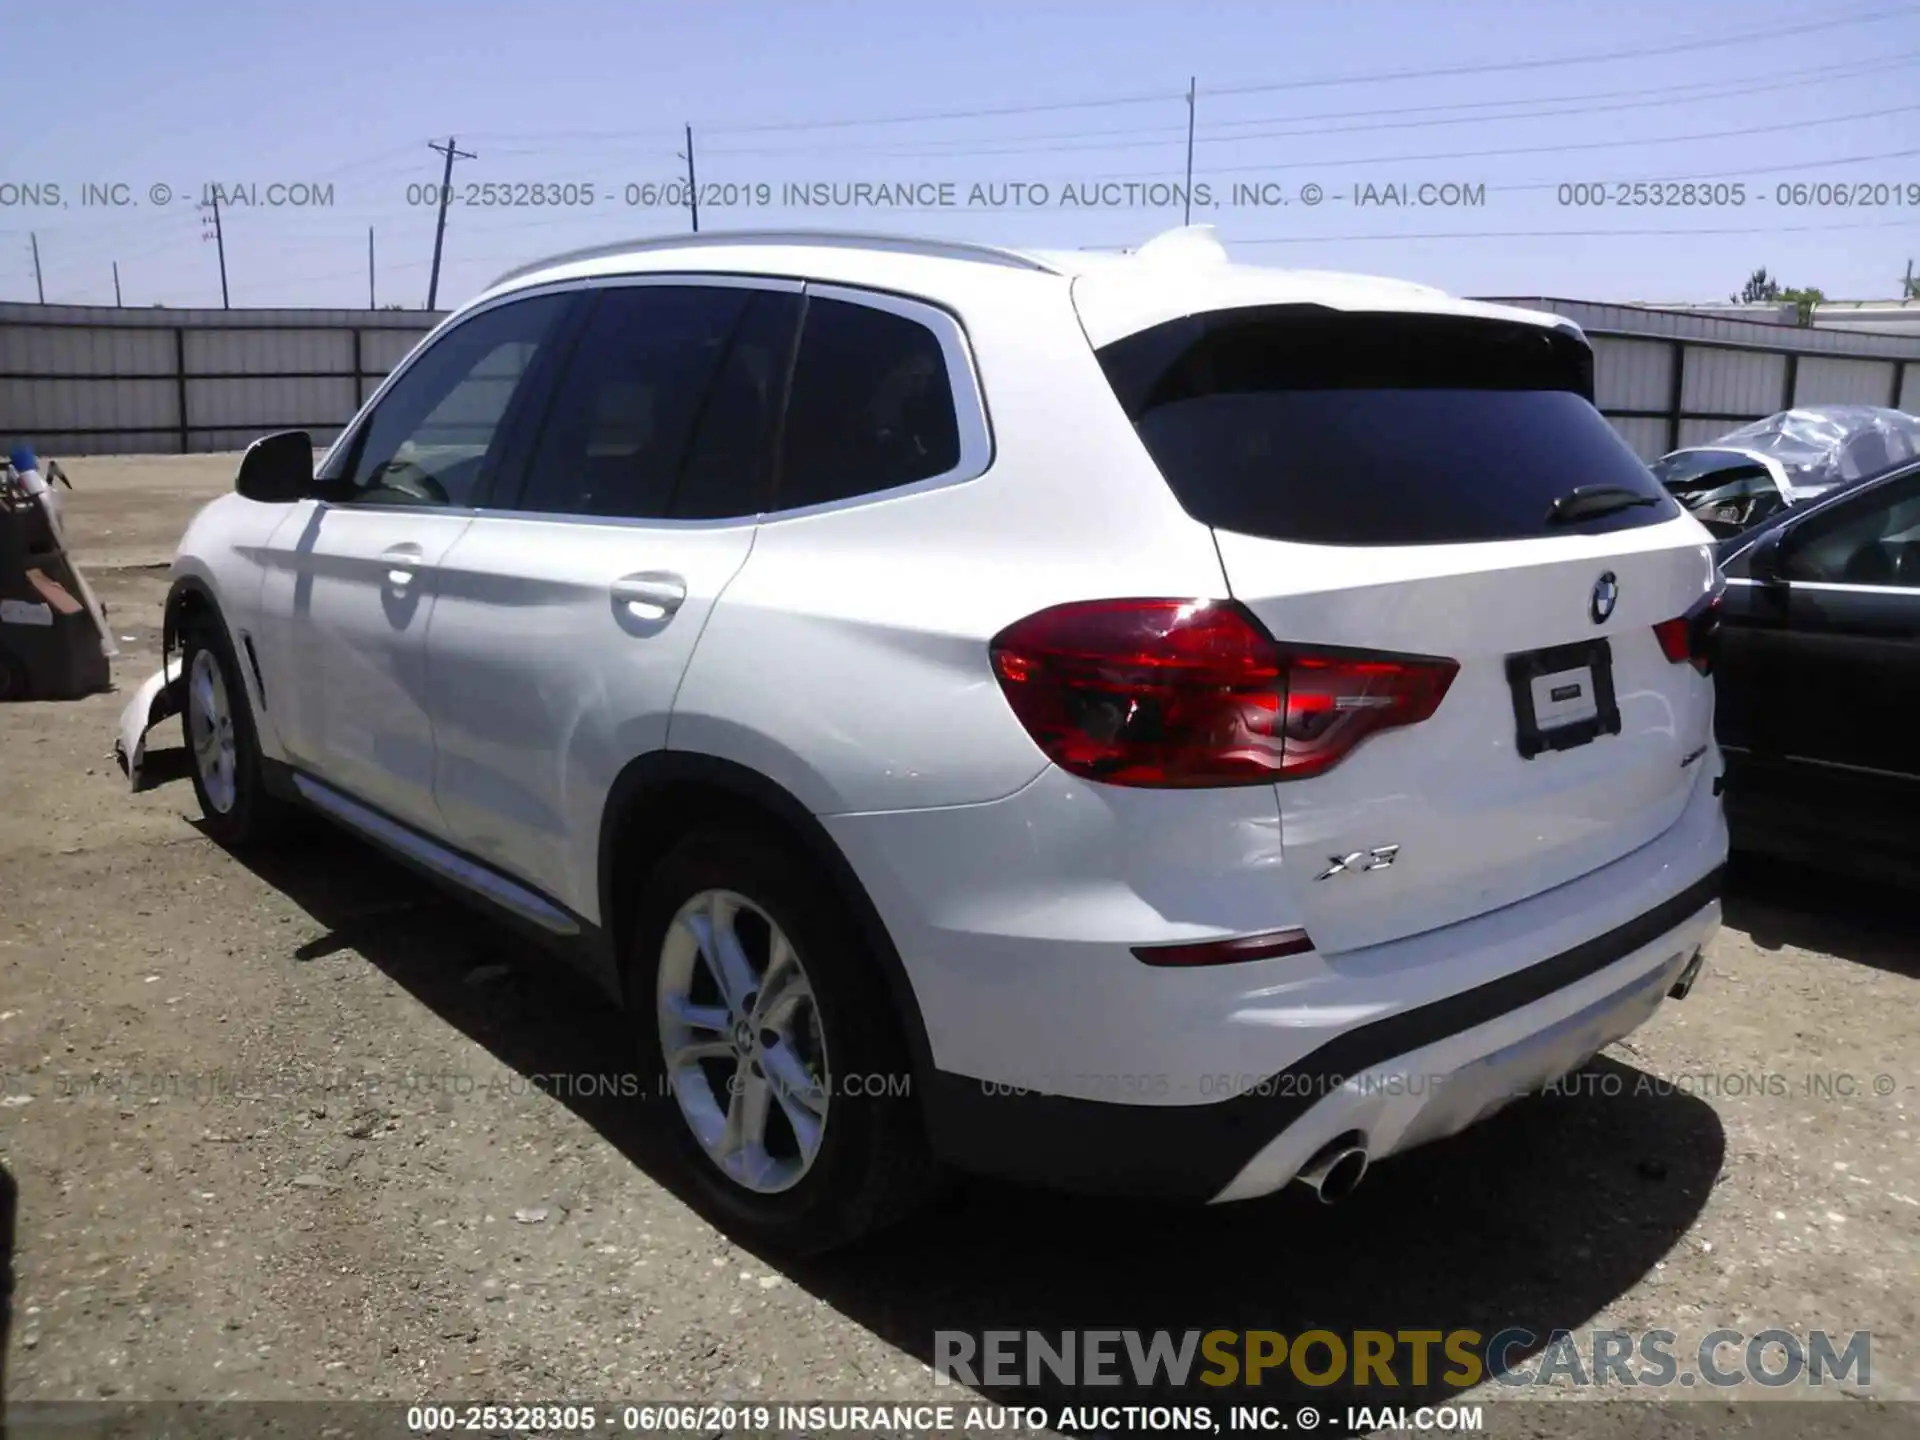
[330,293,570,508]
[1781,472,1920,587]
[776,297,961,511]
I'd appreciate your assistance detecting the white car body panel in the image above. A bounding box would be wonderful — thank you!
[424,510,759,923]
[825,737,1723,1111]
[255,502,474,836]
[125,226,1728,1205]
[1214,518,1719,955]
[668,274,1228,817]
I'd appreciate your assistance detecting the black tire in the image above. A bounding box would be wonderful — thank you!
[627,825,938,1254]
[179,612,298,848]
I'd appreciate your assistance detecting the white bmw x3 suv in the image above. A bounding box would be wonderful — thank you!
[120,225,1727,1253]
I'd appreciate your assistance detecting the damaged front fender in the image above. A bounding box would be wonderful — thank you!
[114,655,183,791]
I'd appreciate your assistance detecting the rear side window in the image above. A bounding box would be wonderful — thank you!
[1096,306,1677,546]
[777,297,961,511]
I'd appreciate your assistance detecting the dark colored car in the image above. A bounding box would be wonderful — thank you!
[1714,455,1920,882]
[1654,405,1920,539]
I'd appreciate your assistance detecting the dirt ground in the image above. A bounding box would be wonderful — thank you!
[0,455,1915,1433]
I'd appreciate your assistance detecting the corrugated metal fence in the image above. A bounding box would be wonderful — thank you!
[5,296,1920,460]
[1489,297,1920,461]
[0,303,443,456]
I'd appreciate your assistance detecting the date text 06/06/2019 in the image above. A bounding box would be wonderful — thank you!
[397,179,1493,210]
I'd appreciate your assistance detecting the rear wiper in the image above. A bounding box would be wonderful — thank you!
[1546,484,1663,525]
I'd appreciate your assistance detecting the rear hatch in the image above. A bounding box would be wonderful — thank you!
[1095,303,1719,954]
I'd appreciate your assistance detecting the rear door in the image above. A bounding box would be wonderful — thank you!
[1094,306,1720,954]
[423,279,801,919]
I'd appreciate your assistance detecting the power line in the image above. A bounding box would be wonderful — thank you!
[1091,99,1920,182]
[1207,4,1920,98]
[1492,143,1920,193]
[676,4,1920,136]
[696,52,1920,159]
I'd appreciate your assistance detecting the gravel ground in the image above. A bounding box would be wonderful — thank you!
[0,455,1915,1435]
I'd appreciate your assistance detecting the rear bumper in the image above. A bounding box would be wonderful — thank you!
[920,868,1721,1200]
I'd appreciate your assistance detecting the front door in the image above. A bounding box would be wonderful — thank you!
[255,290,574,834]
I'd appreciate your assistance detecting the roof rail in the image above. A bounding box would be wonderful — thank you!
[485,228,1061,291]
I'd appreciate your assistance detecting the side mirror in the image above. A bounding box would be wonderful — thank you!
[1744,528,1785,584]
[234,430,314,504]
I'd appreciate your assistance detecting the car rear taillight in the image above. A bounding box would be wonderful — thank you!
[1653,591,1722,675]
[988,599,1458,787]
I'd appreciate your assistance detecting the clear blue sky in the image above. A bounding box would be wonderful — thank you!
[6,0,1919,309]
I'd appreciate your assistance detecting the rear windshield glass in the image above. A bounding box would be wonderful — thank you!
[1096,306,1679,547]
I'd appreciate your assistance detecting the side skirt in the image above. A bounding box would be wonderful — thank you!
[261,760,623,1003]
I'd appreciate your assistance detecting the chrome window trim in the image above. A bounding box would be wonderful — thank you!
[1782,579,1920,598]
[1720,575,1920,597]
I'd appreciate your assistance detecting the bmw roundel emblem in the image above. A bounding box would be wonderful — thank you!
[1590,571,1619,624]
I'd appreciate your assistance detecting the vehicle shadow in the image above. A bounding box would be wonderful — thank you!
[214,821,1725,1430]
[1724,852,1919,981]
[1,1155,16,1400]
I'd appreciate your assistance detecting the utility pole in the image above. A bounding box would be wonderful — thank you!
[1183,77,1197,226]
[368,227,376,308]
[426,136,476,311]
[113,261,122,307]
[201,192,229,308]
[29,231,44,302]
[679,124,700,233]
[1906,258,1916,300]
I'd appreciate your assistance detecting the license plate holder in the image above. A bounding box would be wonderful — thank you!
[1505,637,1621,760]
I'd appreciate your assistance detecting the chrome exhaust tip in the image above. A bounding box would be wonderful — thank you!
[1669,948,1706,1000]
[1294,1140,1369,1205]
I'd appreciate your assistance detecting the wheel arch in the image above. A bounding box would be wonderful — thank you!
[597,750,936,1084]
[162,574,222,684]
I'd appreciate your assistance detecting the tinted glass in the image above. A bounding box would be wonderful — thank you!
[518,286,763,520]
[673,290,803,520]
[339,294,568,507]
[1781,471,1920,587]
[1096,307,1676,547]
[778,297,961,511]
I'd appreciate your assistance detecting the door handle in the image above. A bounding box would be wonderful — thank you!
[610,573,687,620]
[380,543,424,589]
